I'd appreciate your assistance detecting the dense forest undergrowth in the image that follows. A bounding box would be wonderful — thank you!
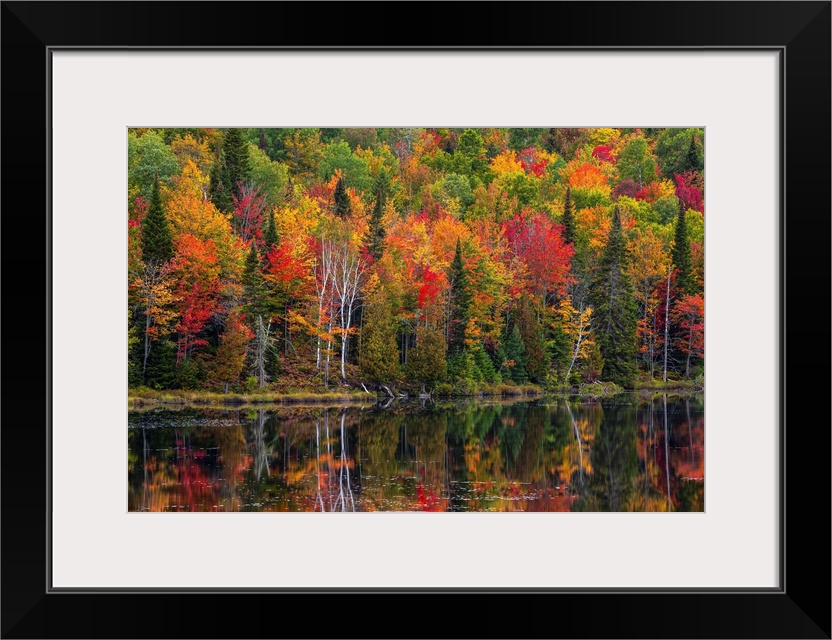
[128,127,704,399]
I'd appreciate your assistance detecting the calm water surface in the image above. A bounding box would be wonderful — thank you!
[128,394,703,512]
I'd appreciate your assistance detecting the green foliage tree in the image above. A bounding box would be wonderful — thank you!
[447,239,472,355]
[242,242,268,321]
[249,144,289,208]
[222,128,252,200]
[209,158,232,213]
[432,173,474,212]
[473,343,500,384]
[263,211,278,253]
[671,200,694,295]
[617,136,657,188]
[547,319,572,385]
[406,323,447,388]
[496,171,538,206]
[143,337,177,389]
[515,297,547,382]
[655,128,704,178]
[333,176,351,217]
[366,189,386,261]
[589,205,638,385]
[210,128,251,212]
[508,128,542,151]
[453,129,489,181]
[141,176,174,266]
[359,298,401,383]
[503,323,528,384]
[320,140,373,195]
[561,185,576,245]
[128,130,180,202]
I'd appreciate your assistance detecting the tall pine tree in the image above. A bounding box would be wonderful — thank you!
[242,243,268,319]
[359,296,401,383]
[366,189,386,261]
[515,296,547,382]
[210,128,251,213]
[589,205,638,386]
[141,176,173,266]
[503,323,528,384]
[333,176,351,217]
[671,200,694,295]
[686,133,701,172]
[209,158,232,213]
[265,212,278,249]
[562,185,576,246]
[406,322,448,388]
[447,238,472,356]
[222,127,251,201]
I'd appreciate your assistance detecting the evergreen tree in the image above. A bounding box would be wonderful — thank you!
[473,342,500,384]
[686,133,701,172]
[242,242,267,321]
[359,298,401,383]
[222,127,251,201]
[447,349,475,384]
[547,319,572,385]
[515,297,547,382]
[503,323,528,384]
[209,129,251,212]
[492,340,507,376]
[141,176,173,266]
[209,156,232,213]
[447,238,472,355]
[671,200,694,295]
[589,205,638,386]
[406,322,448,388]
[561,185,576,245]
[263,211,278,253]
[366,189,386,261]
[333,176,351,217]
[144,338,177,389]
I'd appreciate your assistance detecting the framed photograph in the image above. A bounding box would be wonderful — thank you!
[2,2,829,638]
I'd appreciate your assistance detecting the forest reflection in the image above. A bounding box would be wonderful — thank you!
[128,394,703,512]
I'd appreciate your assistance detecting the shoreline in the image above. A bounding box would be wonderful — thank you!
[128,383,702,409]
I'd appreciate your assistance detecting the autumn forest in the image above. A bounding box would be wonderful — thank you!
[128,127,704,397]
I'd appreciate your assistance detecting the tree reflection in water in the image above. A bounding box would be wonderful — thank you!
[128,393,704,512]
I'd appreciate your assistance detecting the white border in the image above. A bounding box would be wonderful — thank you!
[51,51,779,588]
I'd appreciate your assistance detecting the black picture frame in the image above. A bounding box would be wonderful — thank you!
[2,2,829,638]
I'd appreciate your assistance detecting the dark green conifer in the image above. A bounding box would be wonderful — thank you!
[222,127,251,201]
[366,189,386,261]
[263,212,278,253]
[515,297,547,382]
[589,205,638,386]
[562,185,576,245]
[333,176,351,217]
[141,176,173,266]
[504,324,528,384]
[447,238,472,355]
[242,242,267,321]
[671,200,694,295]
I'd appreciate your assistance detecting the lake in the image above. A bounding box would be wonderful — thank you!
[128,393,703,512]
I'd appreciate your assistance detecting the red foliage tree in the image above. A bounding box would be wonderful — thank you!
[232,183,267,245]
[672,293,704,377]
[674,171,704,213]
[519,147,548,177]
[503,211,573,298]
[171,234,221,361]
[417,265,442,310]
[591,145,615,163]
